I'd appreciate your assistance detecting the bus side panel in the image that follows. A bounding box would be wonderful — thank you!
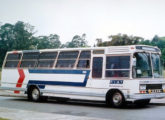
[1,69,29,90]
[1,69,20,88]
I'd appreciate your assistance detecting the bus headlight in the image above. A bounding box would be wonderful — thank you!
[162,84,165,89]
[140,84,146,90]
[162,84,165,93]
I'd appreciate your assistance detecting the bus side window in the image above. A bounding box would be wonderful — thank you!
[92,57,103,78]
[37,52,57,68]
[105,56,130,77]
[4,53,21,68]
[56,51,79,68]
[20,52,39,68]
[77,51,91,69]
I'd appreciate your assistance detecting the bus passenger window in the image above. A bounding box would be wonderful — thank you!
[37,60,55,68]
[20,61,36,68]
[37,52,57,68]
[5,61,19,68]
[77,51,91,69]
[105,56,130,77]
[56,51,79,68]
[20,52,39,68]
[4,53,21,68]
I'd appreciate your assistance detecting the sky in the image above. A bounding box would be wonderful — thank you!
[0,0,165,45]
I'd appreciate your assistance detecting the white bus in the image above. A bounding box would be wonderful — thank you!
[1,45,165,107]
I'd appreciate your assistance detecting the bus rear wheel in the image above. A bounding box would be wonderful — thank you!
[106,91,125,108]
[28,87,41,102]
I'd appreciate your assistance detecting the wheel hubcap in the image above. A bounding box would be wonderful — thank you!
[32,88,39,100]
[113,93,122,105]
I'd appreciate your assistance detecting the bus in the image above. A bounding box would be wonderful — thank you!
[1,45,165,107]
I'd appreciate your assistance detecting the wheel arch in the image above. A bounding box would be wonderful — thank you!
[27,84,40,94]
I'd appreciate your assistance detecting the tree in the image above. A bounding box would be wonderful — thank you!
[36,34,61,49]
[138,35,165,65]
[12,21,35,50]
[96,34,144,46]
[0,23,15,65]
[152,35,159,45]
[0,21,61,66]
[64,34,88,48]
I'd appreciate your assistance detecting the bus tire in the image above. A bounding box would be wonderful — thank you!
[106,90,125,108]
[28,86,41,102]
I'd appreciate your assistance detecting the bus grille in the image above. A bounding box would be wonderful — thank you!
[146,84,162,90]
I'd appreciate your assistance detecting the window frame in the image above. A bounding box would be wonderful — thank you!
[20,52,39,68]
[4,53,22,68]
[36,51,57,69]
[76,51,91,69]
[105,54,131,78]
[55,51,79,69]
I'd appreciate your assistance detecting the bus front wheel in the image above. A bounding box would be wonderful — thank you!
[106,91,125,108]
[28,87,41,102]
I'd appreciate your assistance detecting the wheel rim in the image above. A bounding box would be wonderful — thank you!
[32,88,39,101]
[112,92,122,105]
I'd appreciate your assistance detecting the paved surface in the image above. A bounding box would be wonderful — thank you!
[1,90,165,120]
[0,106,106,120]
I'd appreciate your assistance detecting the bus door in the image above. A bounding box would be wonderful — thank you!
[89,55,105,87]
[92,55,104,79]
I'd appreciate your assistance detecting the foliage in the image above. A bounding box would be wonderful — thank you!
[0,118,9,120]
[97,34,144,46]
[63,33,88,48]
[96,34,165,66]
[0,21,61,66]
[0,21,89,67]
[36,34,61,49]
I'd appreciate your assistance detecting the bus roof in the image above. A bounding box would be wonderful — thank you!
[7,45,161,54]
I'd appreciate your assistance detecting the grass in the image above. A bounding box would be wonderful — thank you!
[0,118,9,120]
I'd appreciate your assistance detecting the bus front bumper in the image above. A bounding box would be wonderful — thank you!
[126,93,165,102]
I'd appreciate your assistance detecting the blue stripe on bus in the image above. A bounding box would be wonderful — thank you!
[28,69,90,88]
[29,69,89,74]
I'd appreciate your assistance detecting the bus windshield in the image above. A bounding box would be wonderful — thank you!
[134,52,152,78]
[133,52,162,78]
[151,53,162,78]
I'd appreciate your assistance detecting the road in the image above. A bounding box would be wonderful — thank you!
[0,96,165,120]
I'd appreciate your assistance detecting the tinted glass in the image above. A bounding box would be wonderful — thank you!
[56,60,76,68]
[93,50,104,54]
[20,61,36,68]
[6,53,21,60]
[5,61,19,68]
[39,52,57,59]
[22,52,39,59]
[92,57,103,78]
[37,60,54,68]
[58,51,79,59]
[77,60,90,68]
[134,52,152,78]
[151,54,162,78]
[106,56,130,69]
[79,51,91,59]
[106,70,129,77]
